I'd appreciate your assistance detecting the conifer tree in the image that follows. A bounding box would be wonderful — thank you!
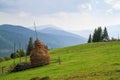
[92,27,109,42]
[88,34,92,43]
[97,27,102,42]
[26,37,33,55]
[92,27,103,42]
[92,28,97,42]
[102,27,109,41]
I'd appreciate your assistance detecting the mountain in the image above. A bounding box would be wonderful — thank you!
[0,24,86,57]
[71,25,120,39]
[38,25,85,38]
[70,30,93,39]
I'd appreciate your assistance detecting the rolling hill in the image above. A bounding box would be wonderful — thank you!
[0,24,86,57]
[0,42,120,80]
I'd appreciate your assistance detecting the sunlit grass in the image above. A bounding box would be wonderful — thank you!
[0,41,120,80]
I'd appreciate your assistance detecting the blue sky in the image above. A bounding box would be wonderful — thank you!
[0,0,120,30]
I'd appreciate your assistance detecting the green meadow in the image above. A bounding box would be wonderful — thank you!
[0,42,120,80]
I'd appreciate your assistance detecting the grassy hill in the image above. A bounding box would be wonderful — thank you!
[0,42,120,80]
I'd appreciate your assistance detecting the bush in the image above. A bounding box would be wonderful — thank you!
[0,57,4,62]
[4,56,11,61]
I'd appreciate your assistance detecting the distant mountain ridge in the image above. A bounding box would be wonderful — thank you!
[70,25,120,39]
[0,24,86,57]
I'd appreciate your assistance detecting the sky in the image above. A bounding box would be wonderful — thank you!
[0,0,120,31]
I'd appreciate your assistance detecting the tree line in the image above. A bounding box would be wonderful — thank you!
[0,37,33,63]
[0,37,49,63]
[88,27,109,43]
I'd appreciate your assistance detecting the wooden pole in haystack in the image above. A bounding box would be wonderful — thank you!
[34,21,38,40]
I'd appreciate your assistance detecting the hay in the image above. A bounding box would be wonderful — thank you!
[30,39,50,67]
[11,62,31,72]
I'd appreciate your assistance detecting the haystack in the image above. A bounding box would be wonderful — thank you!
[30,39,50,67]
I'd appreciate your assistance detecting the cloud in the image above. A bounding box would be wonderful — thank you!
[0,0,91,15]
[33,12,102,30]
[0,0,19,13]
[78,3,92,11]
[104,0,113,4]
[104,0,120,10]
[1,0,120,31]
[106,9,113,14]
[18,11,30,17]
[112,1,120,10]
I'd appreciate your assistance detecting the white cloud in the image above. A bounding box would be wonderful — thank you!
[106,9,113,14]
[34,12,107,30]
[18,11,29,17]
[112,1,120,10]
[104,0,120,10]
[104,0,113,4]
[78,3,92,11]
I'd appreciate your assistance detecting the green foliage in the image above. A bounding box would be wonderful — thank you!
[18,48,25,57]
[10,48,25,59]
[102,27,109,41]
[26,37,33,55]
[92,27,102,42]
[0,57,4,62]
[91,27,109,42]
[88,34,92,43]
[0,42,120,80]
[4,56,11,61]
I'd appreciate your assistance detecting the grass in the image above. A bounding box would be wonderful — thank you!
[0,41,120,80]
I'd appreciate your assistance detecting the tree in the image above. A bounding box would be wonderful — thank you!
[97,27,102,42]
[10,53,15,58]
[19,48,25,57]
[92,27,103,42]
[102,27,109,41]
[92,28,98,42]
[88,34,92,43]
[92,27,109,42]
[26,37,33,55]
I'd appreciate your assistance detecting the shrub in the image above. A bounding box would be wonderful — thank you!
[4,56,11,61]
[0,57,4,62]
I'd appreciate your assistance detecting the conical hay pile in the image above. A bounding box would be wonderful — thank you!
[30,39,50,67]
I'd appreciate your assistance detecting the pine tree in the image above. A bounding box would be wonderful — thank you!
[102,27,109,41]
[97,27,102,42]
[26,37,33,55]
[88,34,92,43]
[92,28,97,42]
[92,27,103,42]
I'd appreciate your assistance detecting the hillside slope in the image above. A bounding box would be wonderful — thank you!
[0,42,120,80]
[0,24,86,57]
